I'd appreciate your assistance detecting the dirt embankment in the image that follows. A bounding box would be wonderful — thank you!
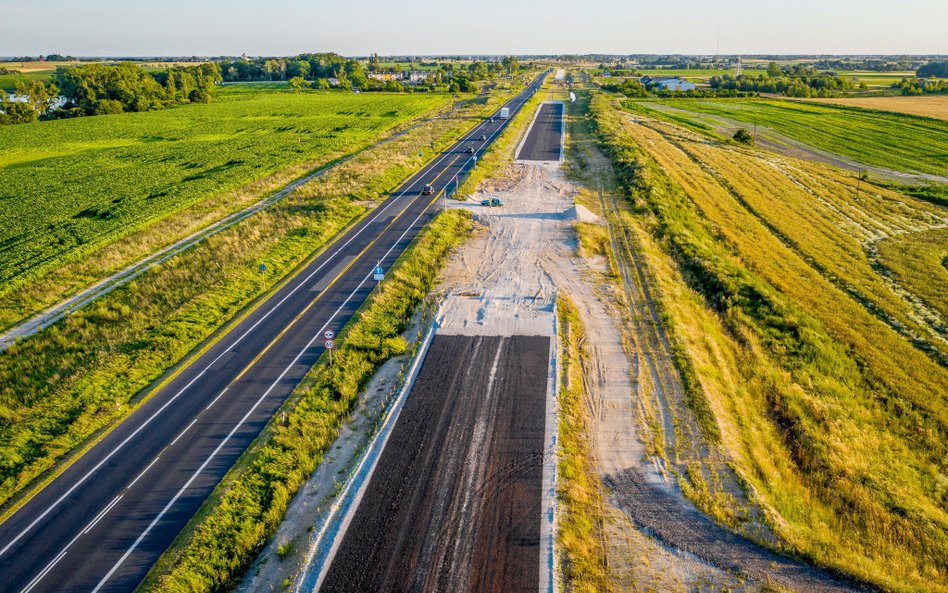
[441,158,872,592]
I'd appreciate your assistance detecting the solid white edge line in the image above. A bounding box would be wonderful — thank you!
[7,74,546,593]
[0,112,486,558]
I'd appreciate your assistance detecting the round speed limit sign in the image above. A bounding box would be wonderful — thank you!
[324,339,335,350]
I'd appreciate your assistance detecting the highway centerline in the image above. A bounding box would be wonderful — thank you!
[0,97,499,560]
[0,73,547,593]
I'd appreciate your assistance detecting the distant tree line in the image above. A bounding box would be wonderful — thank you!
[601,77,755,99]
[710,63,852,97]
[916,62,948,78]
[214,52,523,93]
[812,59,918,72]
[0,62,221,125]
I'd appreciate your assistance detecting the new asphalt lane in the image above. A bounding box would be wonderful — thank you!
[0,72,547,593]
[516,102,564,161]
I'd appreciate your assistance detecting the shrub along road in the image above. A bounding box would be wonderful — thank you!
[0,73,547,593]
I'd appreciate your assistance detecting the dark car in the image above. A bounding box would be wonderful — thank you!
[478,134,487,141]
[465,146,475,154]
[422,184,434,195]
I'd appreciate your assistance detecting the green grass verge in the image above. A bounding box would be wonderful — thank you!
[556,294,611,593]
[455,75,545,197]
[0,85,518,514]
[141,209,473,593]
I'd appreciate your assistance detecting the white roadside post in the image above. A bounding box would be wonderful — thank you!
[323,330,334,366]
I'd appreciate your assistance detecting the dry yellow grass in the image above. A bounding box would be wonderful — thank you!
[593,93,948,592]
[3,60,199,73]
[790,95,948,121]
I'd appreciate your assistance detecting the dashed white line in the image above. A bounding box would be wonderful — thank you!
[83,495,123,535]
[127,457,160,491]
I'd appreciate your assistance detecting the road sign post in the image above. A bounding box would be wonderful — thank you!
[325,338,335,365]
[373,265,384,282]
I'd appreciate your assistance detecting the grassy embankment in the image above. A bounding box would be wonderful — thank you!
[622,98,948,177]
[590,91,947,593]
[557,295,611,593]
[0,89,452,311]
[142,209,473,593]
[0,85,518,515]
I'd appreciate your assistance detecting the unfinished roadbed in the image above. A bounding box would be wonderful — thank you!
[319,334,549,593]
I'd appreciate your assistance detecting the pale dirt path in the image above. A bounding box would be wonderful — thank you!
[438,162,763,591]
[441,160,872,592]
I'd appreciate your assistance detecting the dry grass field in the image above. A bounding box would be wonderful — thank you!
[592,92,948,593]
[791,95,948,120]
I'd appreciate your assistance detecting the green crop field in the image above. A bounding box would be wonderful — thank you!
[0,70,53,91]
[635,68,730,80]
[625,98,948,176]
[0,88,452,294]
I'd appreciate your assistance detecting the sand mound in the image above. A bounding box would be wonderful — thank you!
[565,203,599,223]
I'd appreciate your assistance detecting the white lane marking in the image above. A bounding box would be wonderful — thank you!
[7,77,543,593]
[168,418,198,449]
[0,119,476,557]
[205,387,229,410]
[88,111,526,589]
[20,548,68,593]
[82,495,123,535]
[127,457,160,491]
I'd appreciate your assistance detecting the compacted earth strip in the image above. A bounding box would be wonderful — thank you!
[319,333,549,593]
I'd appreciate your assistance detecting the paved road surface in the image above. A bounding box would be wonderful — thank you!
[319,334,549,593]
[0,74,547,593]
[517,102,564,162]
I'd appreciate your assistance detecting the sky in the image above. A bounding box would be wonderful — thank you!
[2,0,946,57]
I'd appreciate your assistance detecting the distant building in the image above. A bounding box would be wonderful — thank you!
[640,76,696,91]
[407,70,431,84]
[327,77,341,86]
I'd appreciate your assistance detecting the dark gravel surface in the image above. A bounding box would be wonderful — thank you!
[320,334,549,593]
[606,468,875,593]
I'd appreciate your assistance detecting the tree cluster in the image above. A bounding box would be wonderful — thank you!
[0,80,60,124]
[710,63,852,97]
[215,53,522,93]
[916,62,948,78]
[893,76,947,95]
[53,62,221,116]
[1,62,222,125]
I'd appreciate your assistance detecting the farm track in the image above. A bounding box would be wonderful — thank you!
[579,110,873,590]
[599,185,874,593]
[605,467,872,593]
[635,102,948,185]
[0,98,477,351]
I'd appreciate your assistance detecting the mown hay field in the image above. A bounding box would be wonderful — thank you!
[592,92,948,592]
[789,95,948,121]
[0,89,452,296]
[626,98,948,176]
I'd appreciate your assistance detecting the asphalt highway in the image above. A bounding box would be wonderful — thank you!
[517,102,564,161]
[0,72,547,593]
